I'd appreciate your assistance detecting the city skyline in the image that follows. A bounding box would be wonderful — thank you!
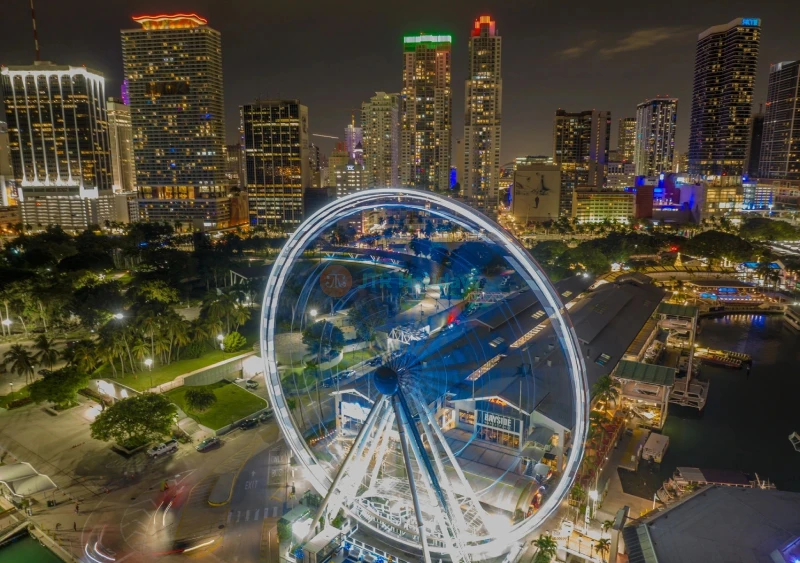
[1,2,798,163]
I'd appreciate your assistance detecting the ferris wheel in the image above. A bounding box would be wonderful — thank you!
[260,188,588,562]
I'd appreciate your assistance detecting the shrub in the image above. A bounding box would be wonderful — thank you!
[184,387,217,412]
[223,331,247,353]
[182,341,206,359]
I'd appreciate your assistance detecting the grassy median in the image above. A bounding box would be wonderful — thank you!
[165,381,266,430]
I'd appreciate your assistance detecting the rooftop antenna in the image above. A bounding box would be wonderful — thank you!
[30,0,41,61]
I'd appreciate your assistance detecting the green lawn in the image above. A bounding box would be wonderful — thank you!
[0,386,30,408]
[165,381,266,430]
[106,348,230,392]
[103,316,261,392]
[334,349,373,371]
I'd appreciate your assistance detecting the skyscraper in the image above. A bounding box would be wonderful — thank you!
[744,108,764,179]
[759,61,800,180]
[618,117,636,163]
[688,17,761,177]
[361,92,399,188]
[463,15,502,216]
[400,34,452,191]
[553,109,610,215]
[240,99,309,229]
[634,97,678,176]
[107,98,135,194]
[344,119,363,166]
[1,62,114,229]
[122,13,230,229]
[0,121,14,207]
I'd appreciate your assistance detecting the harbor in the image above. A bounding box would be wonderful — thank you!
[616,313,800,506]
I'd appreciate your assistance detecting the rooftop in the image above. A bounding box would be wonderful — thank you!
[656,302,699,319]
[614,360,676,386]
[624,486,800,563]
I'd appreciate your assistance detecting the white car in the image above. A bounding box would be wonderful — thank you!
[147,439,178,459]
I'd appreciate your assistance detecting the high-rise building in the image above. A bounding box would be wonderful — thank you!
[327,142,350,188]
[618,117,636,162]
[400,34,452,191]
[344,120,363,166]
[744,110,764,179]
[463,15,502,216]
[122,14,231,229]
[107,98,135,194]
[224,144,244,189]
[334,162,368,199]
[688,17,761,177]
[1,62,114,230]
[634,97,678,177]
[0,121,15,207]
[759,61,800,180]
[553,109,610,215]
[361,92,399,188]
[240,99,309,229]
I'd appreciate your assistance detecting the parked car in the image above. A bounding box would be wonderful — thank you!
[366,357,382,367]
[245,379,259,390]
[391,350,404,360]
[147,439,178,459]
[259,408,274,423]
[239,418,259,430]
[339,370,356,379]
[196,437,221,452]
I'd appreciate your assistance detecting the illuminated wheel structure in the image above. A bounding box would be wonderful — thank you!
[261,189,588,562]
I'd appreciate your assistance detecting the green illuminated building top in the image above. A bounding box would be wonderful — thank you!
[403,34,452,51]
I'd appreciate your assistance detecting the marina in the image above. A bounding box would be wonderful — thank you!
[617,314,800,503]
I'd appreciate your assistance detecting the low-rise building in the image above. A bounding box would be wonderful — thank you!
[572,188,635,224]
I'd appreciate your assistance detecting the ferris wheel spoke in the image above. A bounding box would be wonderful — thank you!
[306,395,387,542]
[410,389,493,533]
[391,394,433,563]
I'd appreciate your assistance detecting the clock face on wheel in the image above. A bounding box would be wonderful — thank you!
[260,188,589,560]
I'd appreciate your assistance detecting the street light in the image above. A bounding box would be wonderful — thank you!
[144,358,154,388]
[113,313,124,320]
[217,334,225,356]
[1,318,11,337]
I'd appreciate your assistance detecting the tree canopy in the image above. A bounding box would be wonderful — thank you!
[302,320,345,355]
[28,366,90,409]
[184,387,217,412]
[90,393,177,448]
[739,217,800,241]
[682,230,753,262]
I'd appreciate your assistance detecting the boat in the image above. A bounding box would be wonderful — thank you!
[671,467,776,490]
[642,433,669,463]
[694,347,751,368]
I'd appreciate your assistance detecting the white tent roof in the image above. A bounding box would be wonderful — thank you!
[0,462,57,497]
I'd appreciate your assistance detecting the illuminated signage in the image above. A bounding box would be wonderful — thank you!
[403,35,452,44]
[478,410,520,433]
[741,18,760,27]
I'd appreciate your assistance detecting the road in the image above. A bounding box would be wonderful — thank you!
[217,442,291,562]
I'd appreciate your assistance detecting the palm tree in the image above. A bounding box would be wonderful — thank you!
[67,340,97,373]
[131,339,150,370]
[32,334,59,370]
[594,538,611,562]
[602,519,615,536]
[167,317,191,361]
[531,533,558,563]
[3,344,36,385]
[231,304,251,332]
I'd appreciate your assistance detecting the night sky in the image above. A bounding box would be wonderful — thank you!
[2,0,799,162]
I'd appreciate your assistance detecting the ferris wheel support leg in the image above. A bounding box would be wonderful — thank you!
[392,395,433,563]
[410,394,471,539]
[367,409,396,490]
[306,395,387,542]
[411,390,492,527]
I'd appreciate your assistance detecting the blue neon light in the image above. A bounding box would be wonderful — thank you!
[741,18,760,26]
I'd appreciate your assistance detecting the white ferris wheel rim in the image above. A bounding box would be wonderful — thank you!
[260,188,589,557]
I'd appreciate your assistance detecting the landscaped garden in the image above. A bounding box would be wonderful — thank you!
[164,380,266,430]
